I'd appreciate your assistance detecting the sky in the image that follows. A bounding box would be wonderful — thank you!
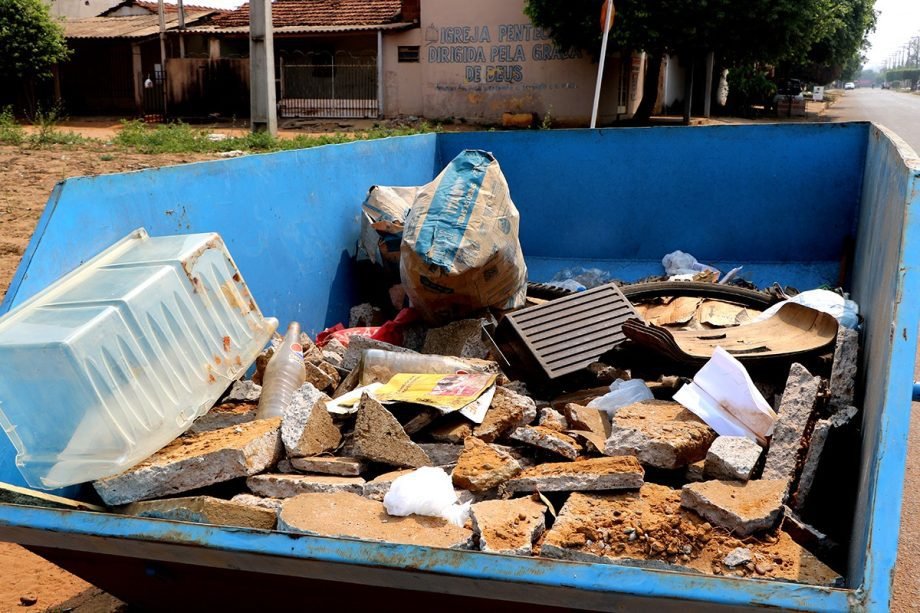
[173,0,916,69]
[866,0,920,68]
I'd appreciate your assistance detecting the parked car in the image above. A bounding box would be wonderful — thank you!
[882,82,891,90]
[845,82,856,90]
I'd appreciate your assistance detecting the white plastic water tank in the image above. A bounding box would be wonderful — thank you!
[0,229,278,489]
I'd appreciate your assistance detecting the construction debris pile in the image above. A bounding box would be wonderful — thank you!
[0,150,864,589]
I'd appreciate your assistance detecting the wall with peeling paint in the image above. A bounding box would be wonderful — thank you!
[381,0,642,125]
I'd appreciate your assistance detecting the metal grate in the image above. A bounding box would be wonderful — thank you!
[280,54,378,118]
[494,283,638,382]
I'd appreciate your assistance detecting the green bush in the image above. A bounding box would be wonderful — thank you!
[0,106,25,145]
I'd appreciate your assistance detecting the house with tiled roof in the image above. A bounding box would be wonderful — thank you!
[48,0,643,124]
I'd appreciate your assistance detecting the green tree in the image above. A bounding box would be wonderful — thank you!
[0,0,70,104]
[525,0,875,121]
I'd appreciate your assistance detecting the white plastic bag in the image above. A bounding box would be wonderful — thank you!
[383,467,470,527]
[752,289,859,329]
[662,250,721,280]
[587,379,654,416]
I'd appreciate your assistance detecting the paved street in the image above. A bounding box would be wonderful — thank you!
[825,87,920,611]
[825,88,920,150]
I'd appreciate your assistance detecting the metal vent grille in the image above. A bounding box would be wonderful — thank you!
[495,283,638,381]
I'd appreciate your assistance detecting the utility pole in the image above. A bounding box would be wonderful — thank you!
[157,0,168,115]
[177,0,186,58]
[702,51,714,118]
[250,0,277,134]
[590,0,614,129]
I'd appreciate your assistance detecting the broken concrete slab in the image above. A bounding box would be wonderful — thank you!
[604,400,717,470]
[540,484,841,586]
[281,384,341,458]
[323,337,347,359]
[278,492,474,549]
[473,386,537,443]
[685,460,706,483]
[322,350,344,368]
[704,436,762,482]
[422,319,490,359]
[761,364,820,485]
[224,380,262,403]
[342,336,417,371]
[350,303,383,328]
[829,328,858,411]
[509,426,582,460]
[230,493,284,514]
[564,404,611,438]
[0,482,105,512]
[121,495,276,530]
[429,414,473,444]
[417,443,464,468]
[247,474,366,498]
[790,406,858,512]
[538,408,568,432]
[452,437,522,492]
[353,394,430,468]
[362,469,415,501]
[289,456,366,477]
[471,498,545,555]
[680,479,787,537]
[94,418,283,506]
[304,361,336,392]
[723,547,753,568]
[507,457,643,493]
[187,402,257,435]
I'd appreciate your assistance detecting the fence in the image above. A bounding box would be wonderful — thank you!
[280,57,378,119]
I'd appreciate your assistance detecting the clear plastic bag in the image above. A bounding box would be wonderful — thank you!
[587,378,654,416]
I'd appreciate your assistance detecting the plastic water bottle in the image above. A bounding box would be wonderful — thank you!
[256,322,306,419]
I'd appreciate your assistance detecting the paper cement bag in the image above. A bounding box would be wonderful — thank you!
[358,185,419,274]
[400,150,527,323]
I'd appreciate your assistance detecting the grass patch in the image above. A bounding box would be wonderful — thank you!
[114,119,440,154]
[0,107,26,145]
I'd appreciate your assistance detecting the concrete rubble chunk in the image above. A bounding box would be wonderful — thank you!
[417,443,464,467]
[680,479,787,537]
[350,303,382,328]
[248,473,365,498]
[790,406,858,512]
[187,402,257,435]
[323,337,347,358]
[502,381,531,397]
[276,458,296,473]
[473,386,537,443]
[224,379,262,403]
[564,403,612,438]
[353,394,431,468]
[829,328,859,411]
[281,384,341,458]
[604,400,717,469]
[762,364,820,485]
[422,319,490,359]
[429,414,473,444]
[0,483,105,512]
[122,495,277,530]
[362,469,414,501]
[289,456,366,477]
[278,492,474,549]
[723,547,753,568]
[508,456,643,493]
[704,436,763,482]
[322,350,344,368]
[509,426,582,460]
[452,437,522,492]
[342,336,416,371]
[540,484,841,586]
[538,408,568,432]
[94,418,283,506]
[231,493,284,514]
[471,498,546,555]
[684,460,706,483]
[304,360,336,392]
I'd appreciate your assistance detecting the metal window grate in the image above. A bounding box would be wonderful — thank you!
[398,45,420,63]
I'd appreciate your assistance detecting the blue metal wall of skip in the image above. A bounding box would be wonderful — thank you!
[0,122,916,610]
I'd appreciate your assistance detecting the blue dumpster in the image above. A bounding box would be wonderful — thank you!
[0,122,916,611]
